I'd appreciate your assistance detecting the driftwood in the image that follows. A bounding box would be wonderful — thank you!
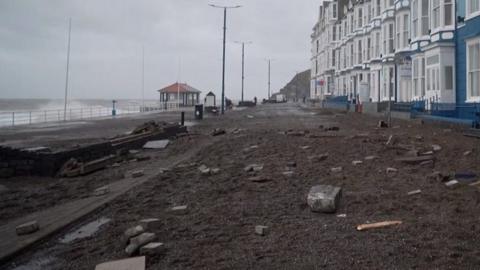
[357,221,403,231]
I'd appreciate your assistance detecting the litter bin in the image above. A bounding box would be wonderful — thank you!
[195,105,203,120]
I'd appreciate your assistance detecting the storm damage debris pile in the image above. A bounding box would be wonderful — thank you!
[59,155,116,177]
[123,218,166,257]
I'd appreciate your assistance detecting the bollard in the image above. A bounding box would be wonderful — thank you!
[181,112,185,126]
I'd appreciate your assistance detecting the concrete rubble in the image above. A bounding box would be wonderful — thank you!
[139,219,161,231]
[244,164,264,172]
[407,189,422,196]
[124,225,145,239]
[140,242,166,256]
[352,160,363,166]
[308,154,329,162]
[143,140,169,149]
[95,256,145,270]
[432,144,442,152]
[364,156,378,161]
[93,186,109,197]
[171,205,188,214]
[125,233,156,256]
[307,185,342,213]
[198,165,211,175]
[255,225,269,236]
[386,167,398,175]
[131,170,145,178]
[445,180,460,189]
[331,167,343,173]
[16,220,39,235]
[212,128,226,136]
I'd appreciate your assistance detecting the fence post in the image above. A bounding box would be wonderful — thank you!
[12,112,15,126]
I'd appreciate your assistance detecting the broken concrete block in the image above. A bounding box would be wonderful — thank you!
[445,180,460,189]
[352,160,363,166]
[364,156,378,161]
[420,160,434,167]
[407,189,422,196]
[124,225,145,239]
[255,225,269,236]
[212,128,226,136]
[171,205,188,214]
[95,256,146,270]
[139,219,161,231]
[131,170,144,178]
[307,185,342,213]
[432,144,442,152]
[126,233,156,256]
[94,186,109,197]
[386,167,398,174]
[331,167,343,173]
[198,165,211,175]
[421,151,434,156]
[244,164,264,172]
[140,242,166,256]
[143,140,169,149]
[16,221,39,235]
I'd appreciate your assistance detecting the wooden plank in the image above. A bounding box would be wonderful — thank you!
[357,221,403,231]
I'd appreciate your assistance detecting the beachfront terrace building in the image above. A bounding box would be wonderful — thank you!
[311,0,480,122]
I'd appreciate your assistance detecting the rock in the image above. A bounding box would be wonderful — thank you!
[198,165,211,175]
[469,181,480,187]
[286,130,305,137]
[255,225,269,236]
[286,161,297,168]
[420,160,434,167]
[386,135,394,145]
[124,225,145,239]
[94,186,109,197]
[464,151,472,156]
[139,219,161,231]
[378,121,389,128]
[136,156,151,162]
[407,189,422,196]
[171,205,188,214]
[131,170,145,178]
[324,126,340,131]
[125,233,156,256]
[95,256,146,270]
[445,180,460,189]
[16,221,39,235]
[129,150,140,155]
[0,184,9,193]
[300,145,311,150]
[308,154,329,162]
[364,156,378,161]
[140,242,166,256]
[212,128,226,136]
[421,151,434,156]
[211,168,221,175]
[432,144,442,152]
[143,140,169,149]
[386,167,398,174]
[405,150,419,157]
[415,135,424,141]
[427,171,448,182]
[249,176,272,183]
[352,160,363,166]
[396,155,435,165]
[244,164,264,172]
[246,115,254,119]
[282,171,294,177]
[307,185,342,213]
[111,163,121,168]
[331,167,343,173]
[337,214,347,218]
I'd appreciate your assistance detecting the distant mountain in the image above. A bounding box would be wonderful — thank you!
[272,69,310,100]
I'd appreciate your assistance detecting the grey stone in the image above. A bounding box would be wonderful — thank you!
[432,144,442,152]
[307,185,342,213]
[244,164,264,172]
[171,205,188,214]
[139,219,161,231]
[249,176,272,182]
[331,167,343,173]
[255,225,268,236]
[464,151,472,156]
[140,242,166,256]
[407,189,422,196]
[352,160,363,166]
[282,171,294,177]
[95,256,146,270]
[308,154,329,162]
[386,167,398,174]
[445,180,460,189]
[124,225,145,239]
[364,156,378,161]
[125,233,156,256]
[0,184,9,193]
[143,140,169,149]
[211,168,221,175]
[300,145,311,150]
[16,220,39,235]
[131,170,144,178]
[198,165,211,175]
[94,186,109,197]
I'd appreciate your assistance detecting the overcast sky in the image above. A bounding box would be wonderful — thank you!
[0,0,319,100]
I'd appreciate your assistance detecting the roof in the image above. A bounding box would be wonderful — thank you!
[158,82,202,94]
[206,91,215,96]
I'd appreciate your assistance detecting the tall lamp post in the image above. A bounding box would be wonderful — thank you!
[209,4,242,114]
[234,41,252,102]
[63,18,72,121]
[265,58,274,100]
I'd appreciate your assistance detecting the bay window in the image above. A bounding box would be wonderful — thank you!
[426,55,440,93]
[467,38,480,100]
[375,32,381,57]
[444,0,453,25]
[412,0,419,38]
[421,0,429,35]
[412,57,426,97]
[359,8,363,28]
[358,40,362,64]
[396,16,401,49]
[467,0,480,16]
[383,22,394,55]
[403,14,409,48]
[431,0,440,29]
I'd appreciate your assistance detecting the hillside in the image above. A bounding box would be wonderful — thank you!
[272,69,310,101]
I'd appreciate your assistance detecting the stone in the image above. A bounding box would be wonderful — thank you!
[95,256,146,270]
[124,225,145,239]
[324,126,340,131]
[129,150,140,155]
[432,144,442,152]
[469,181,480,187]
[407,189,422,196]
[386,167,398,174]
[331,167,343,173]
[282,171,294,177]
[198,165,211,175]
[300,145,311,150]
[249,176,272,182]
[246,115,254,119]
[131,170,144,178]
[136,156,151,162]
[211,168,221,175]
[308,154,329,162]
[405,150,419,157]
[286,161,297,168]
[0,184,9,193]
[212,128,226,136]
[378,121,389,128]
[427,171,448,182]
[415,135,424,141]
[445,180,460,189]
[139,219,161,231]
[143,140,169,149]
[421,151,434,156]
[386,135,394,145]
[244,164,264,172]
[171,205,188,214]
[111,163,121,168]
[286,130,305,137]
[364,156,378,161]
[140,242,166,256]
[307,185,342,213]
[396,155,435,165]
[126,233,156,256]
[24,146,51,153]
[464,151,472,156]
[94,186,109,197]
[420,160,434,167]
[255,225,269,236]
[352,160,363,166]
[337,214,347,218]
[16,221,39,235]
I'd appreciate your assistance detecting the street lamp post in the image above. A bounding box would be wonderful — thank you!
[234,41,252,102]
[209,4,242,114]
[265,58,274,100]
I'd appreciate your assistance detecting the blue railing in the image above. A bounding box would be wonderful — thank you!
[410,101,480,127]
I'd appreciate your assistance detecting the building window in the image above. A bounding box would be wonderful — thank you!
[431,0,441,29]
[444,0,453,25]
[445,66,453,90]
[403,14,409,47]
[367,37,371,60]
[333,25,337,41]
[376,0,381,16]
[467,39,480,100]
[421,0,429,35]
[375,32,381,57]
[367,4,372,21]
[396,16,401,49]
[358,40,362,64]
[388,23,394,53]
[412,0,418,38]
[333,3,338,18]
[358,8,363,28]
[350,44,354,67]
[467,0,480,16]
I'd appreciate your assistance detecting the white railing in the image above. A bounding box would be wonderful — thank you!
[0,102,180,128]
